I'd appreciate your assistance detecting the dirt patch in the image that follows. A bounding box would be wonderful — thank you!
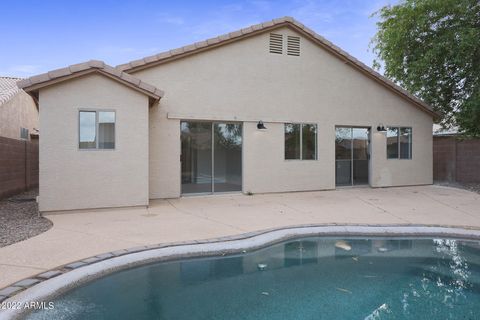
[435,182,480,194]
[0,189,52,247]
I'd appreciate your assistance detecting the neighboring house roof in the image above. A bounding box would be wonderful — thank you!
[0,76,22,107]
[433,123,459,136]
[117,16,438,119]
[17,60,164,105]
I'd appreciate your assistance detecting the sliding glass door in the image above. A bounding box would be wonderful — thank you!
[213,123,242,192]
[181,122,213,193]
[181,121,242,194]
[335,127,370,186]
[335,127,352,186]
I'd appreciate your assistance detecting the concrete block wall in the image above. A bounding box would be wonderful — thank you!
[0,136,39,199]
[433,136,480,183]
[456,139,480,182]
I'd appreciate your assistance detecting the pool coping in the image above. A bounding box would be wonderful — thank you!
[1,223,480,319]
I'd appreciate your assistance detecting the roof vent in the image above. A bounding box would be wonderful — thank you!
[287,36,300,56]
[269,33,283,54]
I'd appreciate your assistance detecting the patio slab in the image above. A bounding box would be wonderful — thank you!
[0,185,478,289]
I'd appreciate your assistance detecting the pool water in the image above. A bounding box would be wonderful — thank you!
[28,238,480,319]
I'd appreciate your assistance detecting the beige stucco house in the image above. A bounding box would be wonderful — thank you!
[18,17,438,212]
[0,77,38,140]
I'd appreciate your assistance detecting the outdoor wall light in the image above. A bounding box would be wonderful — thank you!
[377,125,387,132]
[257,121,267,130]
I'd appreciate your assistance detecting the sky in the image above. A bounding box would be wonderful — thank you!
[1,0,395,78]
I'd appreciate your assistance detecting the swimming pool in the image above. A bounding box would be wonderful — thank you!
[26,236,480,320]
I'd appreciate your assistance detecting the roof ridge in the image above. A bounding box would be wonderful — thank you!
[115,16,438,118]
[17,60,164,100]
[116,16,296,72]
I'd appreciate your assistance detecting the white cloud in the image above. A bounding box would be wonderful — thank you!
[187,4,260,37]
[248,0,272,11]
[157,13,185,26]
[291,0,337,24]
[285,0,394,68]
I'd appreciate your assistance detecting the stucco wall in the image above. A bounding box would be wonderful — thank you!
[137,26,432,198]
[0,91,38,140]
[38,74,149,211]
[148,104,180,198]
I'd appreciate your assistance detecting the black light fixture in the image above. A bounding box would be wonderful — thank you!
[377,125,387,132]
[257,121,267,130]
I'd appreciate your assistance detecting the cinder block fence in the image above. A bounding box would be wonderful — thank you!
[0,136,38,199]
[433,135,480,183]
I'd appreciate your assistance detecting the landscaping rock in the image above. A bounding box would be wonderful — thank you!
[0,189,52,247]
[435,182,480,194]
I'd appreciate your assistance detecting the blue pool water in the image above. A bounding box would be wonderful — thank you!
[28,238,480,319]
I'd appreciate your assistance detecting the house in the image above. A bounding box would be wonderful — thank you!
[0,77,38,140]
[17,17,438,213]
[0,77,39,198]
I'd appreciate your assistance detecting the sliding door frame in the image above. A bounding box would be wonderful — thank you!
[334,125,371,187]
[180,120,244,196]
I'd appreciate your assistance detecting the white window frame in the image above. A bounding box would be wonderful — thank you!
[78,109,116,151]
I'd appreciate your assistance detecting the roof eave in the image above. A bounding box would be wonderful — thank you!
[18,60,164,105]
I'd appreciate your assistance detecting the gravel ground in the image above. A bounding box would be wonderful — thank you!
[0,189,52,247]
[434,181,480,194]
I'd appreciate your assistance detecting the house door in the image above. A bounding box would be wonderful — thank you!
[335,127,370,186]
[181,121,242,194]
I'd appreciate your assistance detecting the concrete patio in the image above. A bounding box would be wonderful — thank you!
[0,185,479,289]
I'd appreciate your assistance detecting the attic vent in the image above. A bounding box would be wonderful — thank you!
[287,36,300,56]
[269,33,283,54]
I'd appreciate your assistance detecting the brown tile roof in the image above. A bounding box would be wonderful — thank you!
[0,77,23,107]
[17,60,164,101]
[117,16,438,118]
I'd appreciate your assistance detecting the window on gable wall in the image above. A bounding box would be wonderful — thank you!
[285,123,317,160]
[79,110,115,150]
[387,127,412,159]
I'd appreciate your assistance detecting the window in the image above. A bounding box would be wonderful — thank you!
[302,124,316,159]
[387,127,412,159]
[399,127,412,159]
[79,110,115,149]
[386,128,398,159]
[20,127,29,140]
[79,111,96,149]
[98,112,115,149]
[285,123,317,160]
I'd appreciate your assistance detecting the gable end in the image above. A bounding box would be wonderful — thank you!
[116,17,438,119]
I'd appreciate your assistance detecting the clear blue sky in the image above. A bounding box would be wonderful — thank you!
[1,0,394,78]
